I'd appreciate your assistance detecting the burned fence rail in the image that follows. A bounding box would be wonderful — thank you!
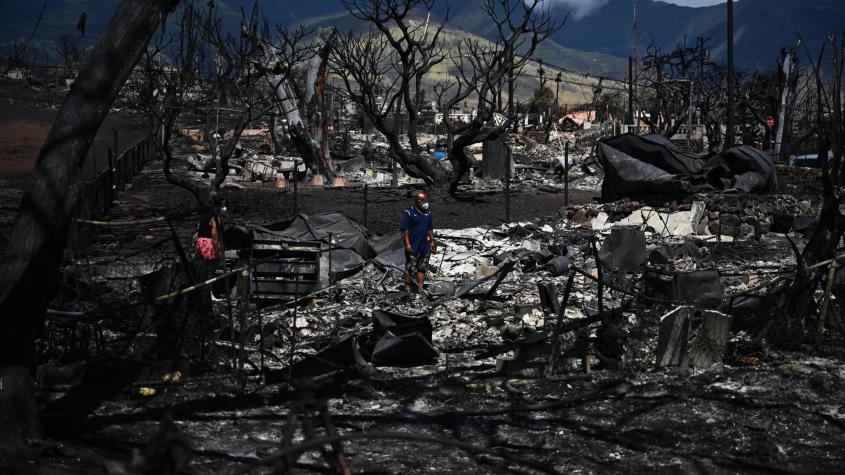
[69,134,157,249]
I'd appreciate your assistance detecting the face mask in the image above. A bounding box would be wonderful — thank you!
[420,202,430,211]
[219,206,228,217]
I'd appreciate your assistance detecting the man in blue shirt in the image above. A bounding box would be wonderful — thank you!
[401,191,436,293]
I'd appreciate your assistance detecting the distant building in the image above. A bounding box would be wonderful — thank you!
[434,109,477,124]
[5,68,29,80]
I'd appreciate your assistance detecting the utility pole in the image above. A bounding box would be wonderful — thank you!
[632,0,638,91]
[726,0,736,148]
[628,56,634,128]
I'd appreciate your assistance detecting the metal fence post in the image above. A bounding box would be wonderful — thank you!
[363,184,369,227]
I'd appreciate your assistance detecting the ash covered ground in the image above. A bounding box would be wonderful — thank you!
[1,79,844,474]
[1,126,841,475]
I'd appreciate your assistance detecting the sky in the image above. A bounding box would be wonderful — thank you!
[661,0,726,6]
[549,0,728,20]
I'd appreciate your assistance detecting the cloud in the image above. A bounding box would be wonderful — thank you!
[544,0,610,20]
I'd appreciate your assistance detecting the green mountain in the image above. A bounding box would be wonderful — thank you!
[2,0,840,74]
[546,0,844,70]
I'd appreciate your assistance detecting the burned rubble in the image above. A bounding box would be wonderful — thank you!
[5,65,845,475]
[20,163,845,473]
[1,1,845,474]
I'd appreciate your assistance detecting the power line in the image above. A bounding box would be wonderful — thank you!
[14,0,49,59]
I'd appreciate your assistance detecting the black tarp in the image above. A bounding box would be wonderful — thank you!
[271,212,374,258]
[251,213,407,288]
[710,145,778,194]
[359,310,438,366]
[597,134,777,201]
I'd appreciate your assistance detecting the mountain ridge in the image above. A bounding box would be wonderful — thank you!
[1,0,841,73]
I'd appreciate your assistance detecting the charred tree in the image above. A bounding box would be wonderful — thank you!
[201,5,277,197]
[440,0,561,196]
[0,0,179,448]
[770,35,845,346]
[331,28,445,185]
[640,40,707,139]
[132,3,274,205]
[344,0,447,156]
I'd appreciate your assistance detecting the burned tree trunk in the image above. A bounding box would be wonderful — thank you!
[447,116,509,196]
[272,77,321,173]
[266,31,336,179]
[0,0,179,448]
[377,115,445,186]
[304,30,336,176]
[209,118,250,198]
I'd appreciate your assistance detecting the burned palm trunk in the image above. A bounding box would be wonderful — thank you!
[304,30,336,177]
[0,0,179,448]
[265,32,336,178]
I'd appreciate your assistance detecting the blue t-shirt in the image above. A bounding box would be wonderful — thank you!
[401,206,433,255]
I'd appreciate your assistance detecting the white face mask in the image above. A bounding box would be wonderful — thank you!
[219,206,228,217]
[420,202,430,211]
